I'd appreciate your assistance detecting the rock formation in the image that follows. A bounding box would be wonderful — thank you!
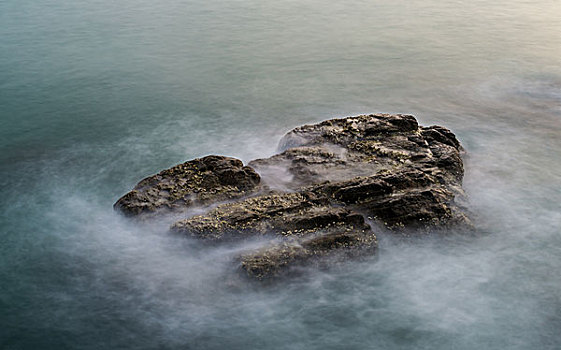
[115,114,470,279]
[114,155,261,216]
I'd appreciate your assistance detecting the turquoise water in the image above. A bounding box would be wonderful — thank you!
[1,0,561,349]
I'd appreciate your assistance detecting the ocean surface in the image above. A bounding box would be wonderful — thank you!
[1,0,560,349]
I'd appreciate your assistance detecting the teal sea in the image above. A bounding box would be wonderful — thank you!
[1,0,561,349]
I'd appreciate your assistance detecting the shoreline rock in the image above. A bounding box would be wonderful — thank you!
[115,114,470,279]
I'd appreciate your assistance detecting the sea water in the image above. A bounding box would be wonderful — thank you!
[1,0,560,349]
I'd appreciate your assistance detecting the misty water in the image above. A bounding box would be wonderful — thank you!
[1,0,561,349]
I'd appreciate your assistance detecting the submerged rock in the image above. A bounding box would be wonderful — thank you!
[115,114,469,279]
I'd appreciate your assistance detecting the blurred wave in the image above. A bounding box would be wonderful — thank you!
[1,0,561,349]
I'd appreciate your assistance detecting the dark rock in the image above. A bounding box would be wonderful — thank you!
[114,155,261,216]
[238,225,376,280]
[171,191,367,240]
[248,113,468,229]
[115,113,470,279]
[171,191,376,279]
[249,114,440,190]
[307,168,467,228]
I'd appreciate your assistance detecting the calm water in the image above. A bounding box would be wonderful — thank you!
[1,1,561,349]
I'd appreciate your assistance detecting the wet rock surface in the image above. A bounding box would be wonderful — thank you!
[115,114,470,279]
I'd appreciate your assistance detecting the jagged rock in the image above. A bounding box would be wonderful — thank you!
[248,113,468,229]
[307,168,468,228]
[114,155,260,216]
[115,114,469,279]
[170,191,376,280]
[171,191,365,240]
[238,225,376,280]
[248,114,455,190]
